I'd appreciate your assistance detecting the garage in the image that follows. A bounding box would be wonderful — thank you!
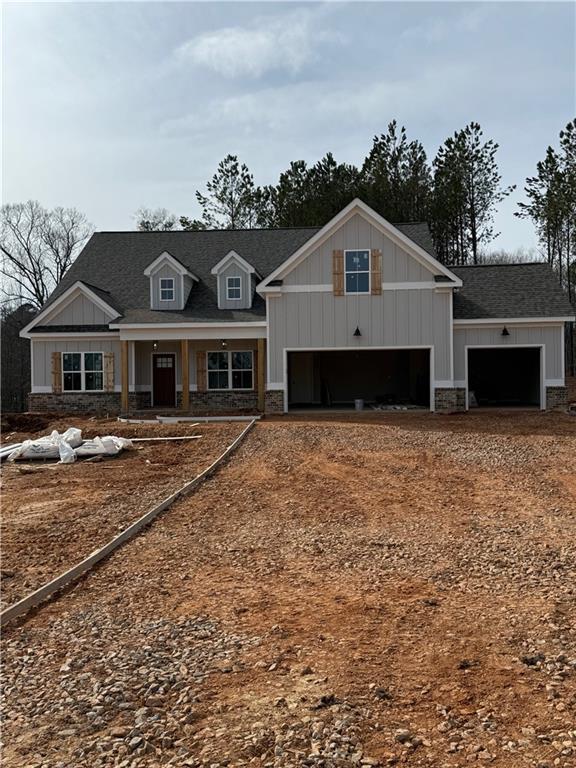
[467,347,541,408]
[287,349,430,409]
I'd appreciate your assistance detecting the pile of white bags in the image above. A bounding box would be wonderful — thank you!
[6,429,132,464]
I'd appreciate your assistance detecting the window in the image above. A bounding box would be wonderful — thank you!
[160,278,175,302]
[207,350,253,390]
[226,275,242,301]
[345,250,370,294]
[62,352,103,391]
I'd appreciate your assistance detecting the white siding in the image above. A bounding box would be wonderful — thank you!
[267,289,452,383]
[218,262,252,310]
[150,265,183,311]
[283,213,435,286]
[32,339,122,389]
[44,294,112,325]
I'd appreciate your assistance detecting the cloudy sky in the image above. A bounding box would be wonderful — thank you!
[3,1,575,251]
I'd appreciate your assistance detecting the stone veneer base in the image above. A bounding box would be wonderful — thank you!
[545,386,568,410]
[28,389,286,415]
[434,388,466,412]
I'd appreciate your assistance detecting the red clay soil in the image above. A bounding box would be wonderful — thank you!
[0,417,246,609]
[1,413,576,768]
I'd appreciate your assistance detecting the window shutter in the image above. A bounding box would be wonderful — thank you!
[371,249,382,295]
[51,352,62,393]
[104,352,115,392]
[196,351,207,393]
[333,250,344,296]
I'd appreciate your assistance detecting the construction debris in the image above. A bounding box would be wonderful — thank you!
[6,428,132,464]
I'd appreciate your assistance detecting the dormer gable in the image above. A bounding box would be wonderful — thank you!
[211,250,261,310]
[144,251,198,311]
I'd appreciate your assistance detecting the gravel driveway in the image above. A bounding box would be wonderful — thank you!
[2,414,576,767]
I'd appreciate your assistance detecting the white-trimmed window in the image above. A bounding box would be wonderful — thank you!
[207,351,253,390]
[62,352,103,391]
[226,275,242,301]
[160,278,175,302]
[345,250,370,294]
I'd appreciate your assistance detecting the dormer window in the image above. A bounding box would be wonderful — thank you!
[226,276,242,301]
[160,278,175,302]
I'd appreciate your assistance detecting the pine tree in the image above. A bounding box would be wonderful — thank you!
[360,121,431,223]
[517,119,576,302]
[195,155,263,229]
[432,122,514,264]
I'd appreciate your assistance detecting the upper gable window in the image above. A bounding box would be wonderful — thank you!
[345,250,370,294]
[226,276,242,301]
[160,278,175,302]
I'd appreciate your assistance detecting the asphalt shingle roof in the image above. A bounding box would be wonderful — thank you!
[451,263,575,320]
[45,223,437,324]
[43,226,574,324]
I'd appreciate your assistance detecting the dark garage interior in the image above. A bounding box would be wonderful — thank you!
[288,349,430,409]
[467,347,541,408]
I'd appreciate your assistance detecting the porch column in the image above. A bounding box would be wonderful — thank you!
[181,339,190,411]
[121,340,129,413]
[257,338,266,412]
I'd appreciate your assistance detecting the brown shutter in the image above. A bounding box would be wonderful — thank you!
[371,249,382,295]
[51,352,62,393]
[196,351,207,393]
[333,249,344,296]
[103,352,115,392]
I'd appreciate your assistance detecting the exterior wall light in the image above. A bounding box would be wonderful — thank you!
[501,327,510,337]
[353,327,362,337]
[153,341,158,350]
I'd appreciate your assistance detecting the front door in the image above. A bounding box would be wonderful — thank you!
[152,353,176,407]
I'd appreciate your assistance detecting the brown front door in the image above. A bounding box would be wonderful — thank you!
[152,353,176,407]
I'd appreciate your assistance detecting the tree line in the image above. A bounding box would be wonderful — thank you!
[1,119,574,311]
[136,121,509,263]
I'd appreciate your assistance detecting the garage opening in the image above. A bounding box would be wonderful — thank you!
[287,349,430,410]
[467,347,541,408]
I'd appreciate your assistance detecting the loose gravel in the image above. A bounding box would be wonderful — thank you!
[2,414,575,767]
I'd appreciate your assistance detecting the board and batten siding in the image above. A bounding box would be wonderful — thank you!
[31,339,121,390]
[267,289,452,384]
[283,213,434,286]
[453,325,565,383]
[43,294,112,325]
[218,262,253,310]
[150,264,184,311]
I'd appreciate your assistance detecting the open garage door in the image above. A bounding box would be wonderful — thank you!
[467,347,541,408]
[287,349,430,410]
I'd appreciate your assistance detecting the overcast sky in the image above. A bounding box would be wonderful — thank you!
[3,1,575,251]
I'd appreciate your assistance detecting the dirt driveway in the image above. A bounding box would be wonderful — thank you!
[2,413,576,768]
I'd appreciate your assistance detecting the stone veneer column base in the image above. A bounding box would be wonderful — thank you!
[265,390,284,413]
[545,386,568,410]
[434,388,466,412]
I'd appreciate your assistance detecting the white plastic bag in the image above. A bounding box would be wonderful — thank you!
[74,435,133,458]
[7,428,83,462]
[58,438,77,464]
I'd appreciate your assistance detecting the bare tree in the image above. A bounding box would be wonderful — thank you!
[134,207,178,231]
[1,201,92,309]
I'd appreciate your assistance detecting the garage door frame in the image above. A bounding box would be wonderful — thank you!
[465,344,544,411]
[283,345,434,413]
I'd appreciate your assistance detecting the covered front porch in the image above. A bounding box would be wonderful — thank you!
[119,336,268,414]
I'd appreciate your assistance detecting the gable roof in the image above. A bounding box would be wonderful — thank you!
[39,221,438,325]
[452,263,575,320]
[143,250,199,280]
[258,199,461,288]
[21,280,122,336]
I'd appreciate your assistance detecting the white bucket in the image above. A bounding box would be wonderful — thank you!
[354,398,364,411]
